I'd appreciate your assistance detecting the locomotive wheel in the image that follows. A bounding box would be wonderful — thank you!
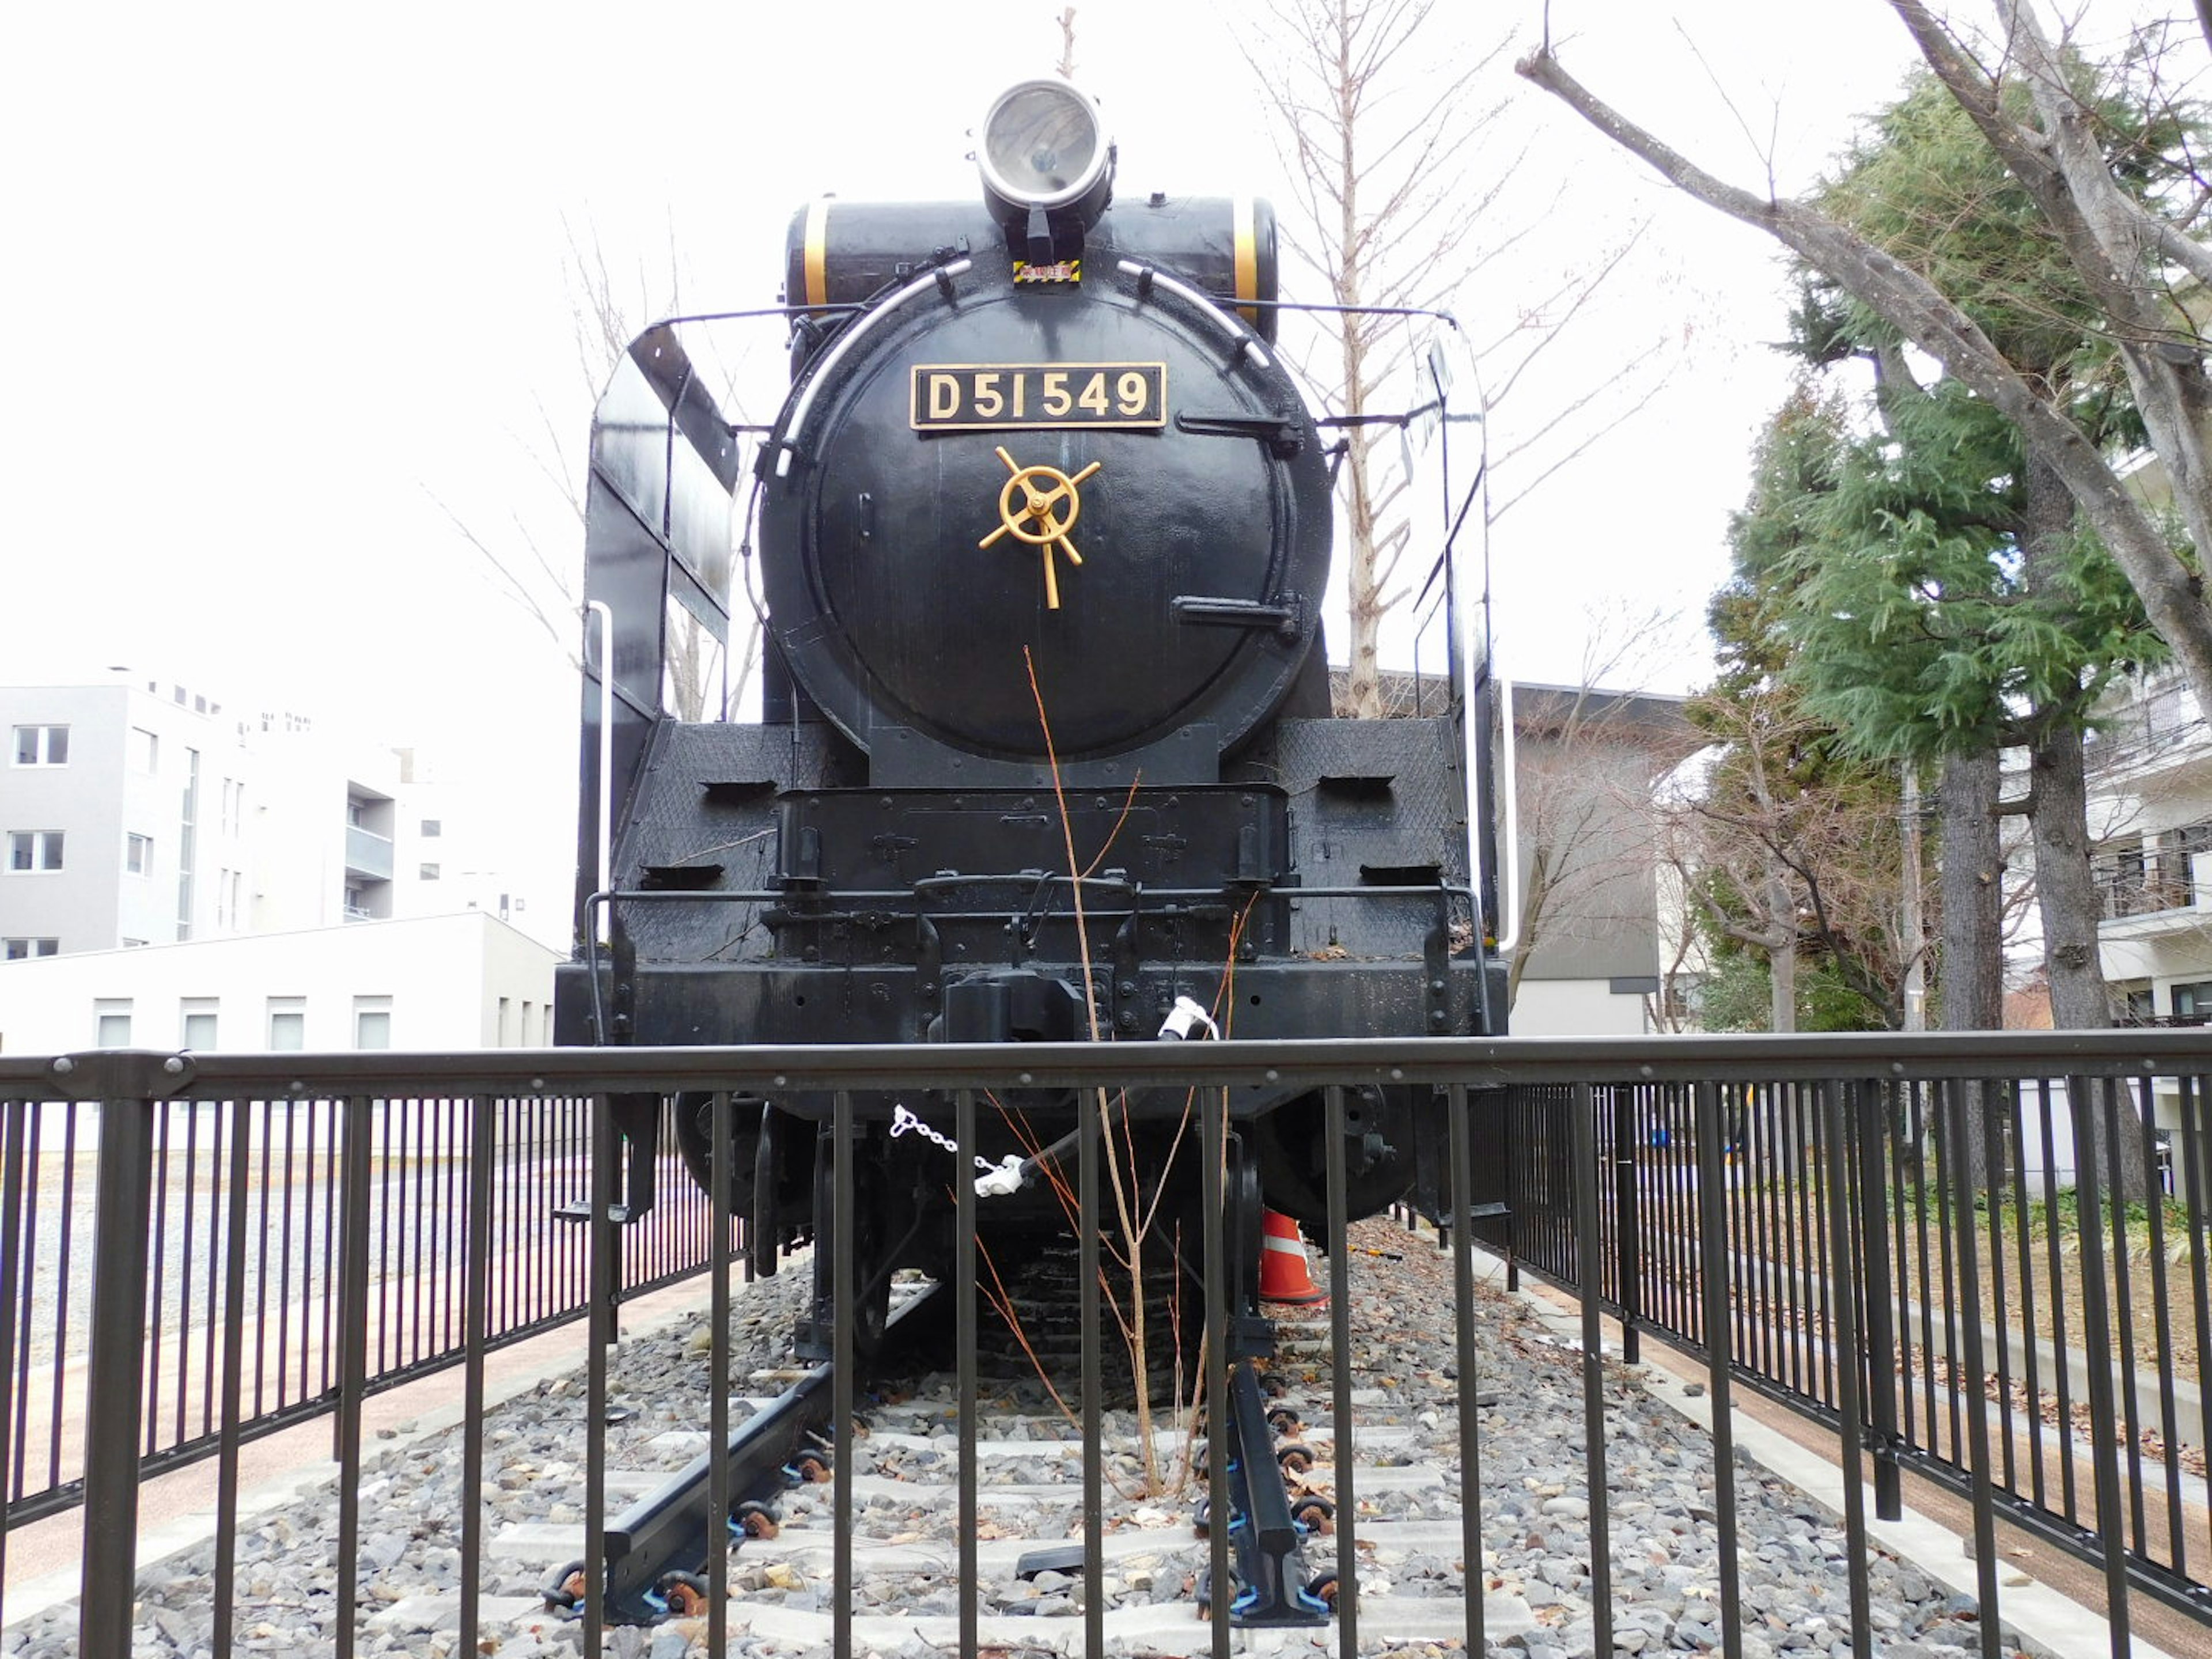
[672,1092,815,1218]
[1249,1088,1420,1228]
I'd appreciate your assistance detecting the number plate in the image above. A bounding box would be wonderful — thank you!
[910,362,1168,430]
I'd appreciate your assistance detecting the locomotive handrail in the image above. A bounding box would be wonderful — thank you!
[1494,675,1522,952]
[586,600,615,946]
[774,259,974,478]
[1115,260,1274,368]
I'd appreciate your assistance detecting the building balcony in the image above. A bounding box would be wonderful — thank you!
[344,825,393,882]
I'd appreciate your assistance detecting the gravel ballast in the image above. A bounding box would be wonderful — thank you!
[2,1220,2051,1657]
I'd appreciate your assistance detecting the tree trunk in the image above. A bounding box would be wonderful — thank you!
[2018,457,2111,1031]
[1900,763,1927,1031]
[1937,747,2003,1032]
[2025,723,2112,1023]
[1766,863,1797,1033]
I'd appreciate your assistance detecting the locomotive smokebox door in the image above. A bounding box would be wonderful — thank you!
[762,200,1329,784]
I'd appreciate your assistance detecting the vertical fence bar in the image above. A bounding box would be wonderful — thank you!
[1078,1080,1103,1659]
[955,1086,979,1659]
[1982,1091,2016,1496]
[47,1106,73,1495]
[1200,1082,1230,1659]
[1819,1081,1873,1659]
[1570,1081,1613,1653]
[2009,1083,2048,1516]
[1694,1080,1745,1659]
[2133,1071,2184,1578]
[1448,1084,1485,1656]
[178,1103,201,1448]
[1612,1085,1641,1367]
[1948,1075,2001,1659]
[334,1094,374,1659]
[1854,1080,1901,1521]
[832,1092,854,1659]
[212,1098,253,1659]
[2067,1075,2133,1659]
[78,1086,157,1659]
[145,1099,171,1463]
[2037,1081,2078,1524]
[1933,1085,1963,1467]
[582,1096,614,1658]
[1326,1083,1358,1649]
[831,1092,858,1659]
[2181,1074,2212,1521]
[2103,1081,2149,1558]
[706,1090,730,1659]
[0,1096,25,1586]
[460,1094,496,1656]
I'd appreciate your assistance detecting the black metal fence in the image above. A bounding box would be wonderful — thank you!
[3,1032,2211,1659]
[1,1085,721,1528]
[1498,1069,2212,1627]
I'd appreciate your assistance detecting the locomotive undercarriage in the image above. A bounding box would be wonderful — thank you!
[554,711,1495,1354]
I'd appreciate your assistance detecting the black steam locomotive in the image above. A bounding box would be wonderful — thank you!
[552,79,1507,1354]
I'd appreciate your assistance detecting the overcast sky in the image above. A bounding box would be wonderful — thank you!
[1,0,1980,794]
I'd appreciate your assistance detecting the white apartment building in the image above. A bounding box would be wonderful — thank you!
[0,911,560,1055]
[2081,666,2212,1198]
[2,672,565,961]
[2087,668,2212,1022]
[2,672,573,1056]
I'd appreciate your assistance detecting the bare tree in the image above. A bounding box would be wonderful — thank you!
[1056,6,1078,79]
[1675,686,1926,1032]
[1518,3,2212,710]
[1247,0,1668,717]
[439,218,761,722]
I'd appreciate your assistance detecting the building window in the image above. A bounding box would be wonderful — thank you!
[7,831,64,872]
[130,726,158,773]
[354,996,392,1050]
[3,938,60,960]
[127,832,153,875]
[421,819,442,838]
[94,999,132,1046]
[2175,982,2212,1022]
[268,997,305,1051]
[420,863,441,881]
[12,725,68,766]
[181,998,218,1050]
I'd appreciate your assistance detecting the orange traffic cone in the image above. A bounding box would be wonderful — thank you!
[1258,1208,1327,1304]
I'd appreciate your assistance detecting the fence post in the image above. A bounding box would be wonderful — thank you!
[1612,1086,1641,1367]
[1853,1079,1902,1521]
[70,1056,170,1659]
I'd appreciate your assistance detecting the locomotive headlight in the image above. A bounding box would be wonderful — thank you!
[978,79,1114,244]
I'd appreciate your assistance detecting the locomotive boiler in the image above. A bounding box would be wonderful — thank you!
[552,78,1508,1354]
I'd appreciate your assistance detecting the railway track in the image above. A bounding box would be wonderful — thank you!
[362,1257,1494,1656]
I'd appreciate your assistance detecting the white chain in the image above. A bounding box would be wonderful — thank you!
[891,1104,1025,1197]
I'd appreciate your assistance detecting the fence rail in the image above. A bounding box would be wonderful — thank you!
[5,1029,2212,1658]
